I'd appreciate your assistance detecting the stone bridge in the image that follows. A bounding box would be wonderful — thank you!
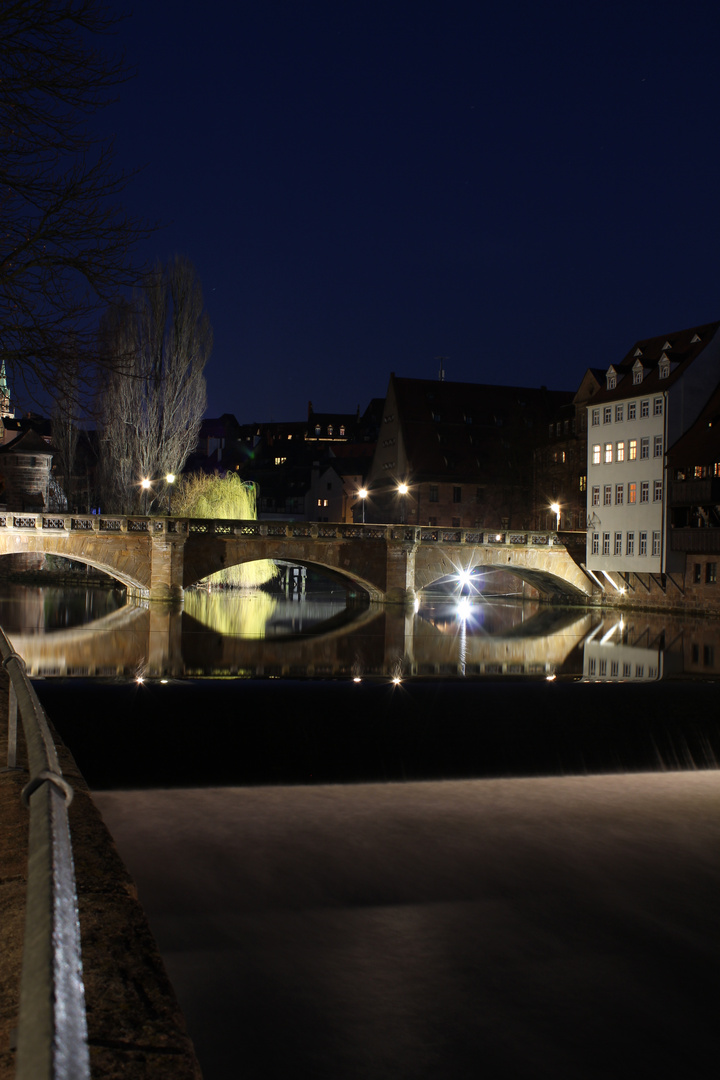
[0,513,594,603]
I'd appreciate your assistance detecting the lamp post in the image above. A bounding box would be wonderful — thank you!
[398,482,409,524]
[359,487,367,523]
[166,473,176,516]
[141,478,151,516]
[550,501,561,532]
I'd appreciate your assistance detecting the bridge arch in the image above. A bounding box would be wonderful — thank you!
[0,535,149,596]
[183,549,385,603]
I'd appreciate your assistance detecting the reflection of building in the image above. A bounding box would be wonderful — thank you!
[582,619,663,681]
[363,374,573,528]
[585,321,720,587]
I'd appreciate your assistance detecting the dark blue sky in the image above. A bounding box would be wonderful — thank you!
[106,1,720,422]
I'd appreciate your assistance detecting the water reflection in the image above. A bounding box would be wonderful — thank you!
[1,583,718,680]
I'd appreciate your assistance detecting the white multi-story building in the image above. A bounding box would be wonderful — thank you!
[586,320,720,583]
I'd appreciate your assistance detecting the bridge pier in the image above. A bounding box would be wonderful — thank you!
[384,532,418,605]
[149,532,187,602]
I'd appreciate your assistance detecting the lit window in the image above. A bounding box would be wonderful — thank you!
[579,475,587,492]
[604,485,612,505]
[628,483,636,504]
[640,482,649,503]
[654,479,663,502]
[616,441,625,462]
[641,400,649,418]
[592,444,601,465]
[274,456,287,465]
[653,397,663,416]
[615,404,624,422]
[605,443,613,463]
[628,439,637,460]
[707,563,717,584]
[615,484,624,505]
[339,425,345,436]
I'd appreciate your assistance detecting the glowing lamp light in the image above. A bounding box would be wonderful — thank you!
[397,482,409,523]
[550,502,561,530]
[166,472,176,516]
[358,487,368,523]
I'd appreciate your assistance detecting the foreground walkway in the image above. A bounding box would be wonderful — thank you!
[0,670,202,1079]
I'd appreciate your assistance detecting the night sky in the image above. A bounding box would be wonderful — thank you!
[102,1,720,423]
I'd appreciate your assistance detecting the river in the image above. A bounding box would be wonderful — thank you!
[2,581,719,1078]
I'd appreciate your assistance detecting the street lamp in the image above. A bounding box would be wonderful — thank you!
[398,482,409,524]
[550,501,561,532]
[166,473,176,516]
[358,487,367,523]
[141,477,151,516]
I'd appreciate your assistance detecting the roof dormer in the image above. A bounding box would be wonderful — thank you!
[605,364,618,390]
[691,333,702,343]
[632,358,645,385]
[658,352,671,379]
[662,340,672,351]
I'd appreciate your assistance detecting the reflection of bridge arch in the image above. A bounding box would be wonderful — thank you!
[8,595,596,680]
[0,515,594,603]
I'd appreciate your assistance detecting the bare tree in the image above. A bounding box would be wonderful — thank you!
[51,357,81,509]
[0,0,151,401]
[97,256,210,513]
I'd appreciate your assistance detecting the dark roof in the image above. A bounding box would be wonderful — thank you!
[0,427,56,456]
[590,321,720,405]
[667,380,720,465]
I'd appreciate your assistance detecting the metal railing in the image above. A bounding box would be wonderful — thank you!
[1,628,90,1080]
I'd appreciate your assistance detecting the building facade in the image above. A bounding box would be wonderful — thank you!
[585,321,720,585]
